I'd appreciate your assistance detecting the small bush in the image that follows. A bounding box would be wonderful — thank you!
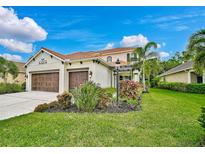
[21,82,26,91]
[71,81,101,112]
[158,82,205,94]
[0,83,23,94]
[103,87,116,96]
[198,107,205,129]
[34,91,72,112]
[120,80,143,100]
[97,89,112,109]
[34,103,49,112]
[150,77,161,88]
[57,91,72,109]
[186,84,205,94]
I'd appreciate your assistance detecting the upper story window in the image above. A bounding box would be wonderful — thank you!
[107,56,112,62]
[127,53,130,62]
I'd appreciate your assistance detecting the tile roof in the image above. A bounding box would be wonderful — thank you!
[42,47,66,60]
[159,61,193,77]
[42,47,135,61]
[14,61,26,73]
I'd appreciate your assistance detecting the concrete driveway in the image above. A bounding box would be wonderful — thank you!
[0,91,58,120]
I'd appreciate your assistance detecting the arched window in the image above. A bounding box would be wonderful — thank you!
[107,56,112,62]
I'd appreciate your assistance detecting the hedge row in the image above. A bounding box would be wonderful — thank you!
[157,82,205,94]
[0,83,24,94]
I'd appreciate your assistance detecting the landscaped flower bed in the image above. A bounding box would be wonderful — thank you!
[34,81,143,113]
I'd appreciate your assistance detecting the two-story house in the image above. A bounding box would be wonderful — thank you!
[25,47,140,93]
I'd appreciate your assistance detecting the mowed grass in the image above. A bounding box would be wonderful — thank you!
[0,89,205,147]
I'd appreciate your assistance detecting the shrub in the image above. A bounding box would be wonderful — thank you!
[150,77,161,88]
[97,89,112,109]
[157,82,205,94]
[34,91,72,112]
[21,82,26,91]
[198,107,205,129]
[103,87,116,96]
[57,91,72,109]
[0,83,23,94]
[186,84,205,94]
[34,103,49,112]
[71,81,101,112]
[120,80,143,100]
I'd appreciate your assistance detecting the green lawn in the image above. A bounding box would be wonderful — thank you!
[0,89,205,147]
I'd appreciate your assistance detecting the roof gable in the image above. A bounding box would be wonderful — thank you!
[25,48,65,66]
[159,61,193,77]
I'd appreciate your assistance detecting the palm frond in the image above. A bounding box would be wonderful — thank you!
[189,29,205,41]
[144,41,157,52]
[188,37,205,50]
[145,52,159,60]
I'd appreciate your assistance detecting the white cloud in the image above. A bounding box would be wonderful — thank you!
[175,25,189,31]
[157,43,161,48]
[0,53,22,61]
[157,42,166,49]
[120,34,149,47]
[103,43,114,50]
[159,51,170,58]
[0,7,47,42]
[162,42,166,47]
[0,39,33,53]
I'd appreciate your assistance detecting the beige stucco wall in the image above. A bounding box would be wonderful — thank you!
[0,72,25,84]
[26,50,113,93]
[161,71,189,83]
[191,72,197,83]
[101,52,133,62]
[65,60,112,89]
[26,51,65,93]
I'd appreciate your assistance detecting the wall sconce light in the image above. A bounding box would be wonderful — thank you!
[69,63,72,66]
[50,55,53,58]
[62,61,64,64]
[89,71,93,79]
[25,74,28,78]
[80,61,83,64]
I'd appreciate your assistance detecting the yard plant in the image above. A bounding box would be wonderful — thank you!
[0,83,24,94]
[71,81,102,112]
[0,89,204,146]
[158,82,205,94]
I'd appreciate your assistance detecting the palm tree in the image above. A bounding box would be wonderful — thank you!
[187,29,205,75]
[133,42,159,92]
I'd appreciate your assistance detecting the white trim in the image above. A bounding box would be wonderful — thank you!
[65,58,112,68]
[25,48,64,66]
[159,67,192,77]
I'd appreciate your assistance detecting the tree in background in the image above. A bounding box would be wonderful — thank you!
[0,57,19,82]
[187,29,205,75]
[133,42,159,92]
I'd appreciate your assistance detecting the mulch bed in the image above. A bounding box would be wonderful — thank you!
[44,101,141,113]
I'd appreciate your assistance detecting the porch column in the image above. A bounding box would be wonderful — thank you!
[133,69,140,82]
[203,70,205,84]
[187,70,191,83]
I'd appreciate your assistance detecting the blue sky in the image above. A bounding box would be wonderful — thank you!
[0,6,205,62]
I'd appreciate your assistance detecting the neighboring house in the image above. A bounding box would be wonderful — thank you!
[0,61,26,84]
[25,47,140,93]
[159,61,205,84]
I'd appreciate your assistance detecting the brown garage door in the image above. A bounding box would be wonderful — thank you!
[32,72,59,92]
[69,71,88,89]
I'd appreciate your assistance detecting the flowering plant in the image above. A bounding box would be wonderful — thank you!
[120,80,143,100]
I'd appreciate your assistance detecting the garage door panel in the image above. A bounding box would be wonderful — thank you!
[69,71,88,89]
[32,72,59,92]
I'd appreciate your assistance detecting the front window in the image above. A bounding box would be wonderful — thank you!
[107,56,112,62]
